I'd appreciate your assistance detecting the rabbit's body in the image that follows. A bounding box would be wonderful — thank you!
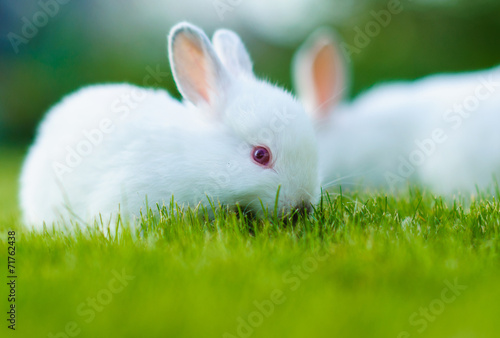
[293,30,500,194]
[21,84,209,226]
[20,23,319,231]
[319,67,500,193]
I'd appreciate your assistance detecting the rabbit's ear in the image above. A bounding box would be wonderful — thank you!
[212,29,253,78]
[169,22,230,109]
[293,28,349,120]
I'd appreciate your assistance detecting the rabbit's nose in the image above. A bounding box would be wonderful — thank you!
[285,203,313,224]
[292,202,313,216]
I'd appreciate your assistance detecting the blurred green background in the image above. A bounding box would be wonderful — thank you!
[1,3,500,338]
[1,0,500,145]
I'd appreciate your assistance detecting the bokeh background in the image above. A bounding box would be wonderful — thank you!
[1,3,500,338]
[1,0,500,146]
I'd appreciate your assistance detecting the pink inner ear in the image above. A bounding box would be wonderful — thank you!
[312,43,340,118]
[174,34,212,104]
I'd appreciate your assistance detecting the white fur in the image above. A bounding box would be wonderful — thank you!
[20,23,319,231]
[293,29,500,195]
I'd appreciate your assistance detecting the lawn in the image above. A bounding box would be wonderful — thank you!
[1,146,499,338]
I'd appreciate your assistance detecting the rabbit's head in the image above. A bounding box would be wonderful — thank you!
[168,23,319,216]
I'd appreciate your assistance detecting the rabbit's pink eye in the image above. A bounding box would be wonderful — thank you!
[252,146,271,167]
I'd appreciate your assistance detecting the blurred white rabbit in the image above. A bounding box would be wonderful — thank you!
[19,22,319,232]
[293,28,500,195]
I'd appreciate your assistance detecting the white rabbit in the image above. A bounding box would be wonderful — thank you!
[19,22,320,231]
[293,29,500,195]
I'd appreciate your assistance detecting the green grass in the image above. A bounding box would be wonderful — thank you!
[1,147,499,338]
